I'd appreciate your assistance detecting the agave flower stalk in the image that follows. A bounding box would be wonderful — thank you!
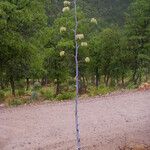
[74,0,81,149]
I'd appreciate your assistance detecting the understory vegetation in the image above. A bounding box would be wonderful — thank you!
[0,0,150,106]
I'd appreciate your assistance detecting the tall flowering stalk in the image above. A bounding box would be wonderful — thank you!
[74,0,81,149]
[62,1,97,149]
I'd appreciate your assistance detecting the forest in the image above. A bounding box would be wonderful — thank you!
[0,0,150,105]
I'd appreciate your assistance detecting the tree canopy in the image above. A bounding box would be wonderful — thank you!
[0,0,149,96]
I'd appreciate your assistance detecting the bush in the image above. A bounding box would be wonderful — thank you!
[88,86,115,96]
[88,86,98,96]
[33,81,41,91]
[127,82,138,89]
[40,88,54,100]
[97,86,115,95]
[0,90,5,103]
[31,91,39,100]
[10,98,24,106]
[18,89,25,96]
[56,92,75,101]
[16,81,24,89]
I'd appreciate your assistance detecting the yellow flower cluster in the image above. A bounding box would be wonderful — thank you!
[60,51,65,57]
[62,6,70,12]
[60,26,67,33]
[91,18,97,24]
[76,34,84,40]
[62,1,70,12]
[85,57,90,63]
[64,1,71,6]
[81,42,88,47]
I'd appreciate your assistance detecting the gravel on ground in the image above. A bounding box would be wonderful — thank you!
[0,90,150,150]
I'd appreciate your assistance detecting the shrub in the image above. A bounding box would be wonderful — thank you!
[97,86,115,95]
[16,81,24,89]
[10,98,23,106]
[33,81,41,91]
[18,89,25,96]
[88,86,115,96]
[40,88,54,100]
[56,92,75,101]
[0,90,5,103]
[31,91,39,100]
[127,82,138,89]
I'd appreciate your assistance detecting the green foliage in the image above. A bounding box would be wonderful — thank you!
[33,82,41,91]
[17,89,25,96]
[0,90,5,103]
[0,0,149,99]
[16,81,25,96]
[98,86,115,95]
[125,0,150,84]
[10,98,24,106]
[16,81,24,89]
[48,0,131,25]
[31,91,39,100]
[0,0,48,95]
[56,92,76,101]
[40,88,54,100]
[127,82,138,89]
[88,86,115,96]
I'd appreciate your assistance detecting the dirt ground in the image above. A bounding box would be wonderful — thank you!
[0,90,150,150]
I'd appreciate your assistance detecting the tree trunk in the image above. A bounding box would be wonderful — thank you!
[41,77,45,86]
[121,75,125,87]
[139,74,142,84]
[133,69,140,85]
[104,75,109,86]
[81,76,87,94]
[32,78,35,85]
[106,76,110,86]
[132,68,137,85]
[45,76,48,85]
[104,75,106,85]
[145,68,149,82]
[95,67,99,88]
[26,78,30,91]
[0,81,5,90]
[56,82,60,95]
[116,76,119,86]
[132,54,139,85]
[91,75,95,85]
[10,76,15,96]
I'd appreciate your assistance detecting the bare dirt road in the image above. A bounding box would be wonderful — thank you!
[0,90,150,150]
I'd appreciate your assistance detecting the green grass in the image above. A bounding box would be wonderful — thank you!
[10,98,24,106]
[126,82,138,89]
[40,88,54,100]
[88,85,116,96]
[56,92,76,101]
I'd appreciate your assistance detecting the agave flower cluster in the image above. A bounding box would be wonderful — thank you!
[62,7,70,12]
[61,1,96,63]
[76,34,84,40]
[85,57,90,63]
[81,42,88,47]
[91,18,97,24]
[62,0,70,12]
[60,26,66,33]
[54,79,57,83]
[63,1,71,6]
[60,51,65,57]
